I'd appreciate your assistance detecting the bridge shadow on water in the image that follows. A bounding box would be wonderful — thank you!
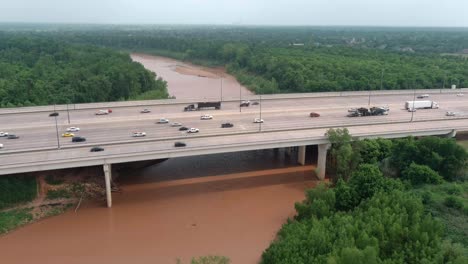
[116,146,318,186]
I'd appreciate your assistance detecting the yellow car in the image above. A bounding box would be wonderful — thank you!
[62,132,75,137]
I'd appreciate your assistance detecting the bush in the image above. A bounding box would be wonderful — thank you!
[262,190,466,263]
[444,196,464,210]
[46,189,71,200]
[0,175,37,209]
[402,163,444,185]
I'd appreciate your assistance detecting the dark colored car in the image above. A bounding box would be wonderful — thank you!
[90,146,104,152]
[7,134,19,139]
[49,112,59,117]
[72,136,86,142]
[174,142,186,147]
[251,101,260,105]
[221,122,234,128]
[179,126,189,131]
[309,112,320,117]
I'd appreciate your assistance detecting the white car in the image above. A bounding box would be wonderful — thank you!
[200,114,213,120]
[171,122,182,127]
[408,108,416,112]
[0,132,9,137]
[157,118,169,124]
[187,128,199,133]
[132,131,147,137]
[141,109,151,113]
[66,127,80,132]
[446,111,456,116]
[0,143,3,149]
[253,118,264,123]
[456,93,464,97]
[95,110,109,115]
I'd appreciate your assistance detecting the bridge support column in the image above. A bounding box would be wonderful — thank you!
[446,129,457,138]
[103,163,112,208]
[316,143,331,180]
[298,146,306,165]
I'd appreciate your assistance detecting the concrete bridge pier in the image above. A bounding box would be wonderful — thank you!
[297,146,306,165]
[446,129,457,138]
[103,163,112,208]
[316,143,331,180]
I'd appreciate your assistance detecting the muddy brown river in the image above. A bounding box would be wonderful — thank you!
[0,55,318,264]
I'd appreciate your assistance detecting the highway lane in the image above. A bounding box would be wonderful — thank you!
[1,103,467,152]
[1,92,465,129]
[1,118,467,168]
[0,92,467,152]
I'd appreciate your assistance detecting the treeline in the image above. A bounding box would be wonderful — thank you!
[27,26,468,93]
[261,130,467,263]
[0,34,168,107]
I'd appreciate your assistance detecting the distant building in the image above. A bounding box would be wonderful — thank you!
[292,43,305,46]
[462,49,468,54]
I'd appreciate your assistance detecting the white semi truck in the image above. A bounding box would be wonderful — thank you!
[405,101,439,110]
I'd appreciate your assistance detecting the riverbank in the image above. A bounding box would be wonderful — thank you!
[130,53,253,100]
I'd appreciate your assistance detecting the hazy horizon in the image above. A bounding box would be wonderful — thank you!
[1,0,467,27]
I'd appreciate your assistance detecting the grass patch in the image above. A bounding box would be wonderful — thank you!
[45,175,64,185]
[413,182,468,251]
[0,208,33,234]
[0,175,37,210]
[46,189,72,200]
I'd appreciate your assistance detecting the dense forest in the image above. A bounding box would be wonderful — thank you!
[262,130,468,263]
[0,34,168,107]
[27,25,466,94]
[1,25,467,105]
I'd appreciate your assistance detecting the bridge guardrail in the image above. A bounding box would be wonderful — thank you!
[0,88,466,115]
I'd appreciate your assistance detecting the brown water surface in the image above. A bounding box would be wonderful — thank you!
[130,53,253,100]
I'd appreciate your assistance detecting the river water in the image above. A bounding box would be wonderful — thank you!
[0,55,318,264]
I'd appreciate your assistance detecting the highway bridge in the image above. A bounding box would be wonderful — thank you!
[1,88,467,207]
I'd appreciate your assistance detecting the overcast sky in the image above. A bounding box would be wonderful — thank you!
[1,0,467,27]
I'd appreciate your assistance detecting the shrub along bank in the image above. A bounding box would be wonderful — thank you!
[262,130,467,263]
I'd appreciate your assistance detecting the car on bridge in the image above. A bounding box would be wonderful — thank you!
[187,128,199,133]
[95,109,112,115]
[0,143,3,149]
[66,127,80,132]
[251,101,260,105]
[72,136,86,142]
[309,112,320,117]
[171,122,182,127]
[132,131,146,137]
[457,93,464,97]
[140,109,151,113]
[221,122,234,128]
[179,126,189,131]
[7,134,19,139]
[201,114,213,120]
[90,146,104,152]
[62,133,75,137]
[417,94,430,99]
[174,142,186,147]
[157,118,169,124]
[0,132,9,137]
[240,100,250,107]
[49,112,59,117]
[254,118,264,123]
[446,111,456,116]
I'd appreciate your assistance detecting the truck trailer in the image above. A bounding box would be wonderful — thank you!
[184,102,221,111]
[347,106,389,117]
[405,101,439,110]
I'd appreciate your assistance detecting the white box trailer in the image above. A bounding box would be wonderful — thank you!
[405,101,439,109]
